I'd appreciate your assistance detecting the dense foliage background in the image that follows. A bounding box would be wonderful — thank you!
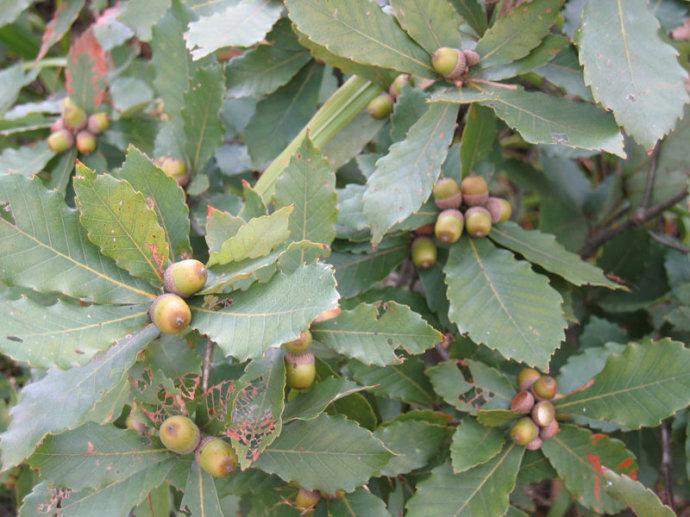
[0,0,689,515]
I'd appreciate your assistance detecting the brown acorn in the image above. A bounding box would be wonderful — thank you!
[432,178,463,210]
[517,368,541,391]
[460,176,489,206]
[540,419,560,439]
[510,391,535,414]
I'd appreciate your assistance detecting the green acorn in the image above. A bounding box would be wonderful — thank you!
[149,293,192,334]
[510,417,538,446]
[47,129,74,153]
[531,400,555,427]
[159,415,200,454]
[432,178,462,210]
[434,209,464,244]
[464,206,492,238]
[196,437,238,477]
[87,112,110,134]
[411,236,437,269]
[485,197,512,224]
[163,259,208,298]
[432,47,466,79]
[532,376,558,400]
[285,350,316,390]
[517,367,541,391]
[389,74,413,99]
[367,93,394,119]
[76,130,97,155]
[157,156,190,187]
[62,101,87,131]
[296,487,321,514]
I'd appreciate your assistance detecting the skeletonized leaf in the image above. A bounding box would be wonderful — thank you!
[311,301,442,366]
[74,164,169,286]
[555,339,690,428]
[0,324,160,470]
[578,0,689,149]
[450,416,504,473]
[390,0,463,54]
[0,174,156,304]
[65,28,108,112]
[444,237,566,370]
[180,462,224,517]
[375,419,448,476]
[363,102,458,246]
[602,469,675,517]
[254,414,394,493]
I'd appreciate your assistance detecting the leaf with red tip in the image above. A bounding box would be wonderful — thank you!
[66,28,108,112]
[36,0,85,62]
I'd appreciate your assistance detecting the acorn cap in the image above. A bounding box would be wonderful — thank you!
[463,49,481,67]
[539,419,560,439]
[461,176,489,206]
[432,47,466,79]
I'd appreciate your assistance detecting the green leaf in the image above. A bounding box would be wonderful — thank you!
[327,488,391,517]
[406,446,524,517]
[225,18,312,99]
[349,355,436,406]
[36,0,85,61]
[450,416,504,473]
[389,85,429,141]
[476,409,522,427]
[578,0,690,149]
[191,263,339,361]
[28,423,172,491]
[286,0,436,79]
[0,174,156,304]
[534,45,593,101]
[311,301,443,366]
[555,339,690,428]
[489,222,622,289]
[66,28,108,112]
[117,0,171,41]
[182,63,225,174]
[602,469,675,517]
[46,146,78,195]
[116,146,191,261]
[0,0,34,27]
[227,348,285,469]
[363,102,458,245]
[0,297,148,368]
[444,237,566,370]
[375,419,447,476]
[207,206,293,267]
[321,110,387,172]
[390,0,464,54]
[110,77,154,117]
[0,324,160,470]
[541,425,636,514]
[255,414,393,493]
[557,342,626,395]
[184,0,283,60]
[0,141,54,176]
[282,377,368,422]
[74,165,169,286]
[427,360,473,411]
[474,0,562,69]
[460,104,497,178]
[180,462,224,517]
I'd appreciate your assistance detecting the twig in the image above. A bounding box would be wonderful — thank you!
[661,420,674,510]
[202,341,214,393]
[468,78,518,90]
[640,141,662,213]
[649,232,690,254]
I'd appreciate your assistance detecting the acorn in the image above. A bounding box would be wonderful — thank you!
[517,368,541,391]
[163,259,207,298]
[510,391,535,414]
[414,223,435,235]
[431,47,466,79]
[510,417,538,446]
[157,156,190,187]
[149,293,192,334]
[47,129,74,153]
[525,437,543,451]
[296,487,321,514]
[434,209,464,244]
[411,236,437,269]
[159,415,200,454]
[485,197,512,224]
[76,130,97,155]
[50,118,65,133]
[432,178,463,210]
[284,330,313,354]
[195,437,238,477]
[464,206,492,238]
[126,404,151,434]
[285,350,316,390]
[463,49,481,67]
[87,112,110,134]
[460,176,489,206]
[539,419,560,440]
[367,93,394,119]
[531,400,555,427]
[532,376,558,401]
[389,74,413,99]
[62,102,87,131]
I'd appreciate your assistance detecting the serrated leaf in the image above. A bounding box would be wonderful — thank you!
[534,45,593,101]
[406,446,524,517]
[389,85,429,141]
[46,146,78,195]
[227,348,285,469]
[74,165,169,286]
[390,0,463,54]
[363,102,458,246]
[182,63,225,173]
[286,0,436,79]
[541,425,636,514]
[179,462,224,517]
[117,0,171,41]
[0,297,148,368]
[254,414,393,493]
[557,342,626,395]
[444,237,566,370]
[207,206,293,267]
[375,419,447,476]
[191,263,339,361]
[0,324,160,470]
[116,146,191,261]
[36,0,85,61]
[282,377,367,422]
[184,0,283,60]
[0,141,54,176]
[311,301,442,366]
[476,409,522,427]
[225,18,312,98]
[450,416,504,473]
[474,0,562,69]
[489,222,622,289]
[578,0,690,149]
[328,488,391,517]
[448,0,487,35]
[432,84,625,157]
[555,339,690,428]
[28,423,172,491]
[602,469,675,517]
[349,356,436,406]
[65,28,108,112]
[427,360,473,411]
[0,174,156,304]
[460,104,497,178]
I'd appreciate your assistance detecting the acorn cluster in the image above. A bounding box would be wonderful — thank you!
[47,98,110,155]
[432,47,481,83]
[412,175,512,269]
[367,74,413,120]
[148,259,207,334]
[156,156,190,187]
[158,415,238,478]
[508,368,560,450]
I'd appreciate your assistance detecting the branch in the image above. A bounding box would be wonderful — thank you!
[661,420,674,510]
[640,141,662,211]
